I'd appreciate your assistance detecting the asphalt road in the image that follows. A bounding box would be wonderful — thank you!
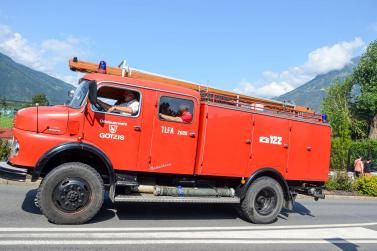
[0,184,377,251]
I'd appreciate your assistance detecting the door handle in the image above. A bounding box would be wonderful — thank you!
[283,144,289,149]
[245,139,251,144]
[307,146,312,151]
[134,125,142,131]
[189,132,196,138]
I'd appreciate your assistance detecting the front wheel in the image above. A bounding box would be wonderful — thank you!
[240,176,283,224]
[38,162,104,224]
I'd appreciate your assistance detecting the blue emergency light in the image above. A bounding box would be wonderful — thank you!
[98,60,107,73]
[322,114,328,123]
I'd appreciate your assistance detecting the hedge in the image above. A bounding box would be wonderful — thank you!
[0,139,10,161]
[325,172,353,191]
[353,176,377,196]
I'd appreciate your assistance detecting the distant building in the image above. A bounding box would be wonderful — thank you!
[0,108,16,116]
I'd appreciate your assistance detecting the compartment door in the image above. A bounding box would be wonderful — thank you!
[197,106,252,177]
[249,114,290,176]
[288,122,331,181]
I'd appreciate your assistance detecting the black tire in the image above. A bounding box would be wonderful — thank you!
[34,188,40,209]
[240,176,283,224]
[38,162,104,224]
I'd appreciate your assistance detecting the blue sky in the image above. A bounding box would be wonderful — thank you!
[0,0,376,98]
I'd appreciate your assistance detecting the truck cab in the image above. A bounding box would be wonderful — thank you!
[81,74,200,175]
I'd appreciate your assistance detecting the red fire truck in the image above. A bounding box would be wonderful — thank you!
[0,58,331,224]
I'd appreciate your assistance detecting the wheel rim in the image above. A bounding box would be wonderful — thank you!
[52,177,91,212]
[254,187,277,216]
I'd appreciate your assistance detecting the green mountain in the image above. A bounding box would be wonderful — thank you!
[0,52,74,104]
[276,57,360,112]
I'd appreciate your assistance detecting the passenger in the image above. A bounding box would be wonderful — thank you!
[159,104,193,123]
[354,156,364,177]
[108,90,139,116]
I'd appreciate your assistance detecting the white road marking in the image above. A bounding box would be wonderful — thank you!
[0,227,375,240]
[0,225,376,245]
[0,240,377,245]
[0,222,376,232]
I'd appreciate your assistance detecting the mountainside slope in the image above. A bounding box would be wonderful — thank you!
[0,52,74,104]
[276,57,360,112]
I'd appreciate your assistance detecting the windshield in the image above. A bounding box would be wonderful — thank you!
[69,80,90,109]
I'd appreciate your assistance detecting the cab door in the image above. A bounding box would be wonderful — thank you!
[149,94,199,175]
[83,84,143,171]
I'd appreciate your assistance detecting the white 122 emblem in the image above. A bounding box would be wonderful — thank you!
[259,136,282,145]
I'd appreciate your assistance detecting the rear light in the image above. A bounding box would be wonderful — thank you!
[98,60,107,73]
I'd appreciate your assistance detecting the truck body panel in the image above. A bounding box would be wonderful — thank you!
[194,103,331,181]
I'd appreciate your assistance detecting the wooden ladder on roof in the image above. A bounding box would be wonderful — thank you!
[68,57,314,114]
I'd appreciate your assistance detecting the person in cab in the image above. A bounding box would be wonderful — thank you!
[107,90,139,116]
[159,104,192,123]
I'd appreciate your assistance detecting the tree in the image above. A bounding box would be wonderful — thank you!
[0,97,6,110]
[32,93,49,106]
[352,40,377,139]
[322,79,352,170]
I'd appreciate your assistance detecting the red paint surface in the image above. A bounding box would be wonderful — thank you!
[8,73,331,182]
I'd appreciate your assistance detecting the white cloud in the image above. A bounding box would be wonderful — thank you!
[234,80,294,98]
[0,25,46,71]
[235,37,365,98]
[0,24,90,85]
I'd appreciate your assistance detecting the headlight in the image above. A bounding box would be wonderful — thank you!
[10,137,20,157]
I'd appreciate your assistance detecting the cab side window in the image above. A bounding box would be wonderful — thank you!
[158,96,194,123]
[92,85,141,117]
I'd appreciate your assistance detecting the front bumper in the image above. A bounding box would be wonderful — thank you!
[0,161,27,182]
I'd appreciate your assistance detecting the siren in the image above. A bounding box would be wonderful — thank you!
[98,60,107,73]
[321,114,328,123]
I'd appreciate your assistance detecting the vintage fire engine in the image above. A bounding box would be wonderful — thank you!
[0,58,331,224]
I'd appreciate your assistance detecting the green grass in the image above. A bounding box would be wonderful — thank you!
[0,116,13,128]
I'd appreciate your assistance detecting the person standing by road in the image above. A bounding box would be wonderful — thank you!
[364,158,372,177]
[354,156,364,177]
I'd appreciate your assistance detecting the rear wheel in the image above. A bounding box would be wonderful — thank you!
[240,176,283,224]
[38,162,104,224]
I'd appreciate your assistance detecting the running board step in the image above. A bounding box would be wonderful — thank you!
[114,194,240,204]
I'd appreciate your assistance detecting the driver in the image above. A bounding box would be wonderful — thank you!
[107,90,139,116]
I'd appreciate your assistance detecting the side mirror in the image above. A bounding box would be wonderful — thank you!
[88,80,97,105]
[68,90,75,98]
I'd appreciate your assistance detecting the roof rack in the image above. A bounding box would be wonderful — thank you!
[69,57,315,115]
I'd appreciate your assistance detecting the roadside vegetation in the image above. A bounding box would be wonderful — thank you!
[0,116,13,128]
[325,172,353,192]
[0,139,10,161]
[322,39,377,196]
[326,174,377,196]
